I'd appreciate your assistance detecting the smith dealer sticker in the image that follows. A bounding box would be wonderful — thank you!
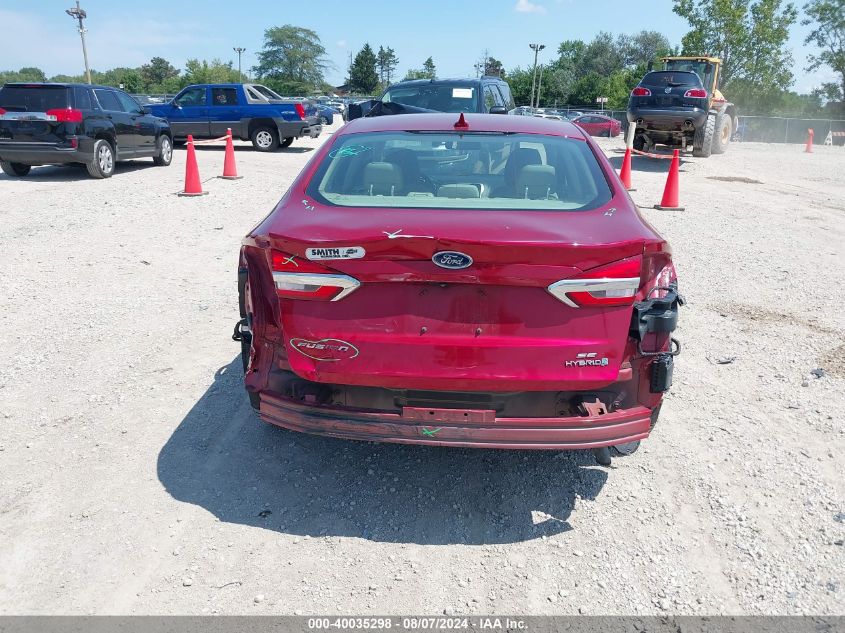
[306,246,365,261]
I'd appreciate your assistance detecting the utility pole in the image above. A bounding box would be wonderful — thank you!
[535,64,545,108]
[233,47,246,81]
[65,1,91,84]
[528,43,545,109]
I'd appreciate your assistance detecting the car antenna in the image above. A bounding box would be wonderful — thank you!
[454,113,469,130]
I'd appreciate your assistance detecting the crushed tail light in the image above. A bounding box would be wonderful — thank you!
[631,87,651,97]
[271,250,359,301]
[46,108,83,123]
[683,89,707,98]
[547,257,641,308]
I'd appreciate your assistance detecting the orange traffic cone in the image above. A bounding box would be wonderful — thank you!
[804,128,814,153]
[654,149,684,211]
[219,128,242,180]
[619,147,634,190]
[178,135,207,196]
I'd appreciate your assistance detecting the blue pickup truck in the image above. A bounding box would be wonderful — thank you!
[149,83,322,151]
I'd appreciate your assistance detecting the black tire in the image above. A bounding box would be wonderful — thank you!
[153,135,173,166]
[280,136,294,148]
[692,114,715,158]
[712,113,732,154]
[611,440,640,456]
[1,161,31,177]
[633,134,645,152]
[86,139,115,178]
[250,126,279,152]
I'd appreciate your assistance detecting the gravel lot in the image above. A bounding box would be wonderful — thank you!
[0,121,842,615]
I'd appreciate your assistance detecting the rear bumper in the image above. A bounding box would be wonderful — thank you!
[275,119,323,140]
[0,142,91,165]
[627,107,707,131]
[258,392,654,450]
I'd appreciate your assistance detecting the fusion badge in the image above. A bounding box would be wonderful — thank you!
[289,338,360,362]
[306,247,365,261]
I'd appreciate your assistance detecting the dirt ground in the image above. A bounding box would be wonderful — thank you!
[0,121,842,615]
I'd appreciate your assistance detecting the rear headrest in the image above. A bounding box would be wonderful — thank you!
[437,184,480,199]
[363,162,402,196]
[504,147,542,184]
[515,164,556,199]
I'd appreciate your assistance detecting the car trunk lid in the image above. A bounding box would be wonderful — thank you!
[0,85,74,145]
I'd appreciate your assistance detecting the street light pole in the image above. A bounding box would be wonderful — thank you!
[65,1,91,84]
[528,43,545,109]
[536,64,545,108]
[233,47,246,81]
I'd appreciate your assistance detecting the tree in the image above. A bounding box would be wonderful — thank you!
[485,57,505,77]
[0,67,47,84]
[140,57,179,91]
[349,44,378,94]
[376,46,399,86]
[673,0,797,97]
[253,25,329,92]
[183,59,240,85]
[803,0,845,104]
[423,57,436,79]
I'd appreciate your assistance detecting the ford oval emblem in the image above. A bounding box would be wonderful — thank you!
[664,87,672,94]
[432,251,473,269]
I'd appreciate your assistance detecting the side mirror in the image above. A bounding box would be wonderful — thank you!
[489,105,508,115]
[347,99,377,120]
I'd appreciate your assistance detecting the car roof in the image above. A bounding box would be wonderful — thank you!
[339,113,587,138]
[3,82,116,89]
[388,77,505,88]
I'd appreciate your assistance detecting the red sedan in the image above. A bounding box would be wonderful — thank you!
[572,113,622,137]
[235,113,681,464]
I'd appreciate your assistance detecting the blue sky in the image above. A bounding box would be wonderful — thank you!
[0,0,834,93]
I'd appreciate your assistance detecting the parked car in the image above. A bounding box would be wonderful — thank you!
[234,113,682,464]
[148,83,322,151]
[312,104,339,126]
[348,76,515,119]
[0,82,173,178]
[572,113,622,137]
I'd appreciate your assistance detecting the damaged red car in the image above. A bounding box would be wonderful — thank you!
[235,113,682,464]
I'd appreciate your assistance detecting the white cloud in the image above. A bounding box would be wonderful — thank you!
[336,39,347,48]
[514,0,547,13]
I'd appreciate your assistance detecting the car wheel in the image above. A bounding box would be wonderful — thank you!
[153,135,173,166]
[1,161,31,177]
[712,113,732,154]
[611,440,640,456]
[250,126,279,152]
[692,114,715,158]
[280,136,294,148]
[86,139,115,179]
[319,116,328,125]
[633,134,645,152]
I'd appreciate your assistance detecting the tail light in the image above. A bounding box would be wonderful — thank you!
[547,257,641,308]
[0,107,6,116]
[294,103,306,119]
[46,108,83,123]
[631,87,651,97]
[271,250,359,301]
[683,89,707,98]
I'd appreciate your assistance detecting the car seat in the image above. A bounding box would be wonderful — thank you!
[362,162,402,196]
[491,147,542,197]
[514,165,556,199]
[384,149,430,194]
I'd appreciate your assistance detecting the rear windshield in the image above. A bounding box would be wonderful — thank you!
[639,71,702,88]
[306,131,612,211]
[382,85,478,113]
[0,86,69,112]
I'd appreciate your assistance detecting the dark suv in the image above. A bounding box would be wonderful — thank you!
[0,83,173,179]
[348,76,515,119]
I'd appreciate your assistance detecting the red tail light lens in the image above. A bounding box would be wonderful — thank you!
[684,89,707,98]
[547,257,641,308]
[0,107,6,116]
[46,108,83,123]
[295,103,306,120]
[271,250,360,301]
[631,87,651,97]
